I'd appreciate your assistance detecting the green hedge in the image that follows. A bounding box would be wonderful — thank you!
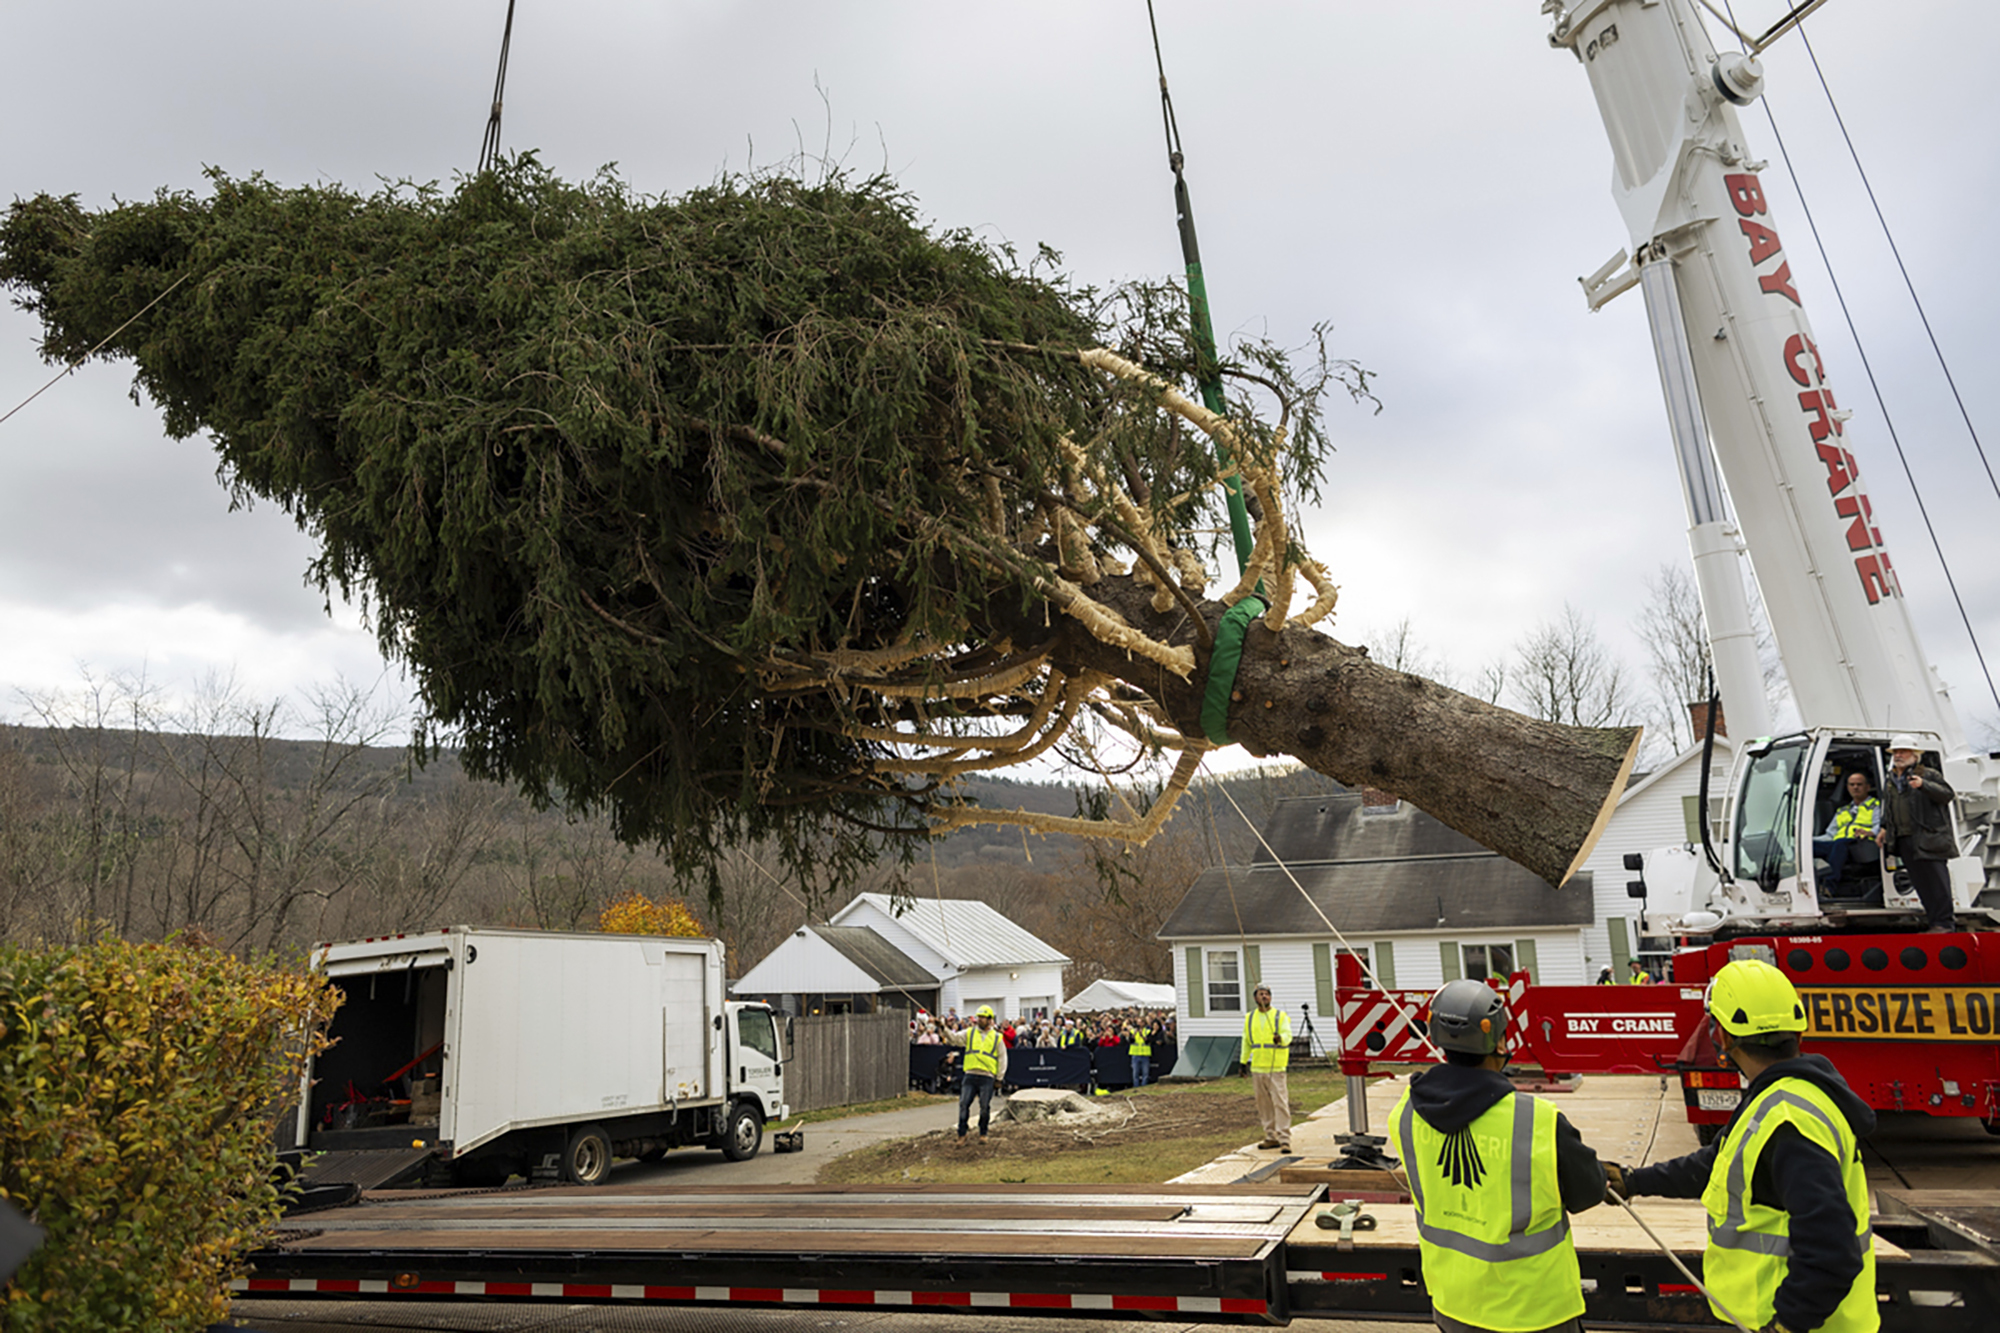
[0,936,339,1332]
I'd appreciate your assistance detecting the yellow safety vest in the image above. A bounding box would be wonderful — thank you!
[963,1027,1002,1077]
[1128,1031,1151,1056]
[1386,1087,1584,1332]
[1242,1008,1291,1072]
[1701,1078,1877,1333]
[1832,796,1881,841]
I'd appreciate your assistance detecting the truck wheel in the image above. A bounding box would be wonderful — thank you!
[562,1123,614,1185]
[721,1102,763,1162]
[1694,1123,1721,1147]
[1983,1116,2000,1138]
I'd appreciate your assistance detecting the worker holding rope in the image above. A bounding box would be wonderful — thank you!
[1386,980,1608,1333]
[1608,960,1879,1333]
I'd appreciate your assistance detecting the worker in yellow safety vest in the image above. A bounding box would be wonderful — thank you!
[948,1005,1008,1140]
[1127,1021,1153,1088]
[1608,959,1878,1332]
[1385,979,1607,1333]
[1241,986,1292,1150]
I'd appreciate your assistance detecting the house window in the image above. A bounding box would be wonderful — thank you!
[1205,950,1243,1013]
[1462,943,1514,982]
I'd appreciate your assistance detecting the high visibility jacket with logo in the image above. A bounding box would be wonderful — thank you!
[962,1027,1003,1077]
[1242,1008,1291,1072]
[1128,1030,1152,1057]
[1828,796,1881,841]
[1701,1078,1877,1333]
[1386,1088,1584,1332]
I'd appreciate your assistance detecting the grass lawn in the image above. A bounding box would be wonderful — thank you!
[816,1064,1347,1185]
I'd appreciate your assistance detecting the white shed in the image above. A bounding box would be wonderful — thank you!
[830,893,1069,1021]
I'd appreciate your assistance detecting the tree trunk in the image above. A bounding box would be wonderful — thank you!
[1002,574,1641,889]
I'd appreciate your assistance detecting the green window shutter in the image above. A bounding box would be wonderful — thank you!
[1682,794,1704,843]
[1186,946,1205,1018]
[1607,917,1631,975]
[1375,941,1397,989]
[1514,938,1539,984]
[1243,944,1262,997]
[1439,941,1462,982]
[1312,942,1335,1015]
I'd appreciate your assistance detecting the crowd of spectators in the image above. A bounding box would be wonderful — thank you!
[910,1006,1174,1050]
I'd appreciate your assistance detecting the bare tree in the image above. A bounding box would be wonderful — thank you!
[1634,562,1712,755]
[1362,617,1456,687]
[1511,604,1636,729]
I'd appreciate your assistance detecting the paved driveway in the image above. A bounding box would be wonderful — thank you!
[609,1096,965,1188]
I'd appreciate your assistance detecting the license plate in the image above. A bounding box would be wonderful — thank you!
[1696,1089,1741,1111]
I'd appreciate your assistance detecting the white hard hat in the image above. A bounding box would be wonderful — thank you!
[1888,734,1926,754]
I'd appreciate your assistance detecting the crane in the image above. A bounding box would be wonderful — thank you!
[1546,0,1998,937]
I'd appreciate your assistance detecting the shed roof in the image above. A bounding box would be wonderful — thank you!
[834,893,1068,968]
[1159,793,1593,938]
[813,926,938,989]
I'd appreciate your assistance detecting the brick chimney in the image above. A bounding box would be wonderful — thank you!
[1688,700,1727,744]
[1360,786,1401,815]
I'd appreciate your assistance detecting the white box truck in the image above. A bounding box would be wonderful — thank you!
[295,926,789,1189]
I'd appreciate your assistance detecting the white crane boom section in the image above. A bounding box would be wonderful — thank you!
[1549,0,1965,753]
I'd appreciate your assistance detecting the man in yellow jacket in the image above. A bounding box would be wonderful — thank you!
[948,1005,1008,1141]
[1609,960,1877,1332]
[1241,985,1292,1150]
[1387,980,1606,1333]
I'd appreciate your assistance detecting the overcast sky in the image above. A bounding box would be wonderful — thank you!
[2,1,1995,754]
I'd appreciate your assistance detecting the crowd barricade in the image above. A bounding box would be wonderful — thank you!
[907,1041,1178,1094]
[907,1043,959,1093]
[1089,1042,1179,1090]
[1005,1045,1094,1090]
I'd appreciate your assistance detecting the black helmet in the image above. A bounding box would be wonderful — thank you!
[1428,980,1509,1056]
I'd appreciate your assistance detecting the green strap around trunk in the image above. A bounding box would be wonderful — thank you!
[1201,596,1266,745]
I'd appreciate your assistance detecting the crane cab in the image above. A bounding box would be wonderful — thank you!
[1717,728,1983,929]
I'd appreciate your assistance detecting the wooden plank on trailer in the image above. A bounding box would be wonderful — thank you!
[1282,1199,1908,1259]
[278,1228,1269,1258]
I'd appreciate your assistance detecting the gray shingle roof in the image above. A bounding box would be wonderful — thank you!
[1158,793,1593,938]
[812,926,938,989]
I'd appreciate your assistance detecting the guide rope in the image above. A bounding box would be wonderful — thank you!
[0,271,194,429]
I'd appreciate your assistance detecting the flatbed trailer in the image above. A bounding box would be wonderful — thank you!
[235,1180,1999,1328]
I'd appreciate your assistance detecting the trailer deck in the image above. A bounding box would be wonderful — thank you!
[239,1183,1324,1324]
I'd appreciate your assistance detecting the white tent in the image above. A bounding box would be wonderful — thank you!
[1064,979,1175,1012]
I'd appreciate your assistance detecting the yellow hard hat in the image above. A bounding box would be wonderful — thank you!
[1705,959,1806,1038]
[977,1004,995,1018]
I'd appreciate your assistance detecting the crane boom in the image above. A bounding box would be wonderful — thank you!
[1551,0,1963,750]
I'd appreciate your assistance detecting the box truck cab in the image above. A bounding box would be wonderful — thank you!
[296,926,788,1189]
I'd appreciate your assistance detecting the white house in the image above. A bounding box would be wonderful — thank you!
[827,894,1069,1020]
[1577,733,1737,979]
[1158,791,1596,1054]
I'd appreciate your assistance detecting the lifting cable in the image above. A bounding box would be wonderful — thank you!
[476,0,519,175]
[1714,0,2000,717]
[1793,21,2000,511]
[1142,2,1266,746]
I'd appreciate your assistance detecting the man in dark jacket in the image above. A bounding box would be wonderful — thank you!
[1610,960,1877,1332]
[1388,980,1605,1333]
[1875,735,1957,932]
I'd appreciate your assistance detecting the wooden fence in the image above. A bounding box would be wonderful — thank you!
[785,1012,909,1113]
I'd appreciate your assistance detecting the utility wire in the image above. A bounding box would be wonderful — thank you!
[1794,21,2000,508]
[476,0,519,175]
[1750,88,2000,716]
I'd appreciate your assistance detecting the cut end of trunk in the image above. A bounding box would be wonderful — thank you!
[1558,724,1644,887]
